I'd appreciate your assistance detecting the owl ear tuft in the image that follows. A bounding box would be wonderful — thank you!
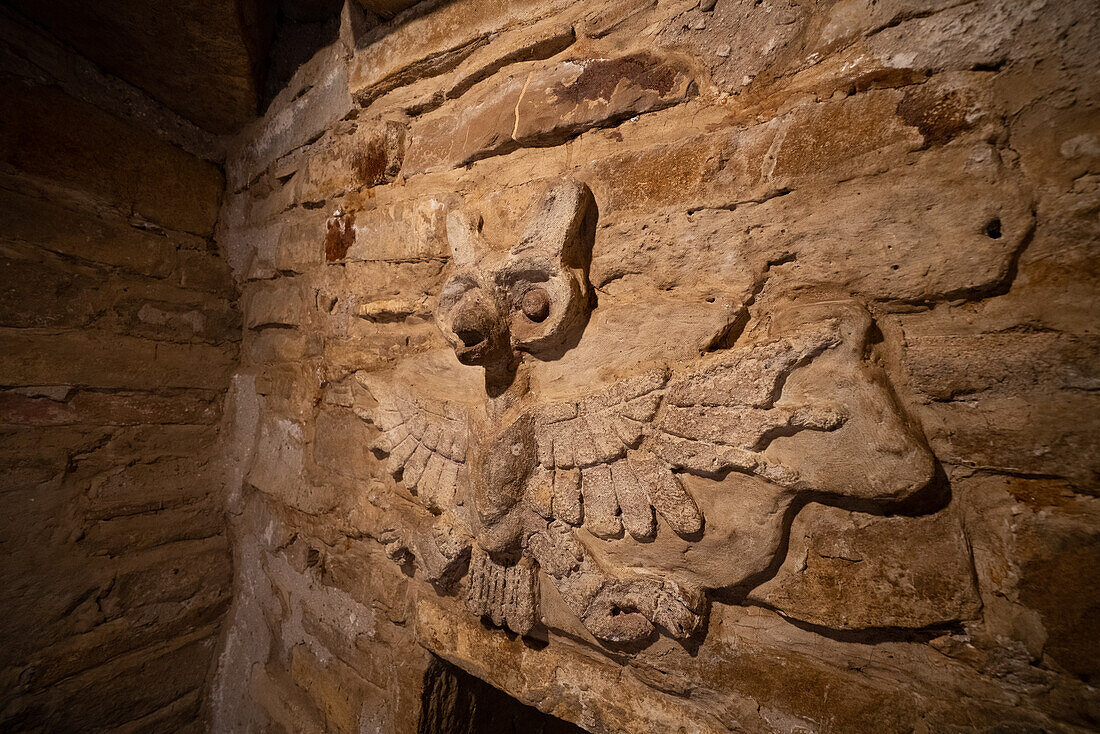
[514,179,597,270]
[445,209,485,267]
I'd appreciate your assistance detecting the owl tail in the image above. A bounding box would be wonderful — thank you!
[465,545,540,636]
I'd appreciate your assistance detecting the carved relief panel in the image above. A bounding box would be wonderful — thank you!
[356,178,941,647]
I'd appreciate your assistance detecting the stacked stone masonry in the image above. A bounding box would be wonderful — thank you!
[2,0,1098,732]
[0,9,239,731]
[209,0,1099,731]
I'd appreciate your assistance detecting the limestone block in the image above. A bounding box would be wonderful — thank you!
[0,329,237,390]
[348,0,574,106]
[312,406,379,482]
[920,392,1100,487]
[656,0,814,94]
[0,389,220,427]
[402,52,694,174]
[228,43,354,190]
[864,0,1046,73]
[333,196,447,263]
[287,119,407,207]
[242,278,308,331]
[748,505,981,629]
[903,332,1100,401]
[0,184,178,278]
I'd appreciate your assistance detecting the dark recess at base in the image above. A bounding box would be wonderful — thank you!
[418,655,588,734]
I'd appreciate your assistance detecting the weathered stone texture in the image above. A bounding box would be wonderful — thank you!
[0,21,239,732]
[209,0,1099,732]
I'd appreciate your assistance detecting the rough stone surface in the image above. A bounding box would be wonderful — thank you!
[5,0,1096,731]
[208,0,1099,730]
[0,16,239,732]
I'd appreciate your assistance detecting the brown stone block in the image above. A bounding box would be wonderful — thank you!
[748,505,981,629]
[0,184,177,278]
[921,392,1100,487]
[1011,518,1100,678]
[15,602,227,695]
[242,278,308,330]
[656,0,812,96]
[958,473,1100,677]
[229,43,353,190]
[0,241,239,344]
[402,52,694,175]
[320,325,443,380]
[312,407,377,482]
[279,120,407,210]
[586,136,725,219]
[4,628,218,732]
[327,196,448,264]
[243,327,317,368]
[80,504,223,557]
[110,538,230,610]
[0,425,107,494]
[0,329,237,390]
[348,0,574,106]
[330,260,447,313]
[767,89,924,183]
[903,332,1099,401]
[0,79,222,235]
[247,413,344,517]
[0,388,220,427]
[84,454,218,521]
[174,248,237,298]
[111,689,202,734]
[253,362,321,416]
[367,18,577,119]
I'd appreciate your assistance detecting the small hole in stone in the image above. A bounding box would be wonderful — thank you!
[984,218,1002,239]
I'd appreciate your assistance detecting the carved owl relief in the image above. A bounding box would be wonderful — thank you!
[358,178,936,646]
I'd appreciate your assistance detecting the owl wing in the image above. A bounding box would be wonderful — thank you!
[528,369,704,541]
[648,320,848,488]
[355,372,470,515]
[531,320,849,540]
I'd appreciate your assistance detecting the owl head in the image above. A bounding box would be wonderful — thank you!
[435,179,597,376]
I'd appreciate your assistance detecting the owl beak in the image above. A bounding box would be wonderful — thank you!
[448,296,502,366]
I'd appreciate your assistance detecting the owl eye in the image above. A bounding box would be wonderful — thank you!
[519,288,550,323]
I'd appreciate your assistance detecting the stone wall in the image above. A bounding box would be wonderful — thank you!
[0,11,240,731]
[212,1,1098,732]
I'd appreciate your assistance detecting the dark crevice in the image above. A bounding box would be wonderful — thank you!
[258,0,343,114]
[417,656,586,734]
